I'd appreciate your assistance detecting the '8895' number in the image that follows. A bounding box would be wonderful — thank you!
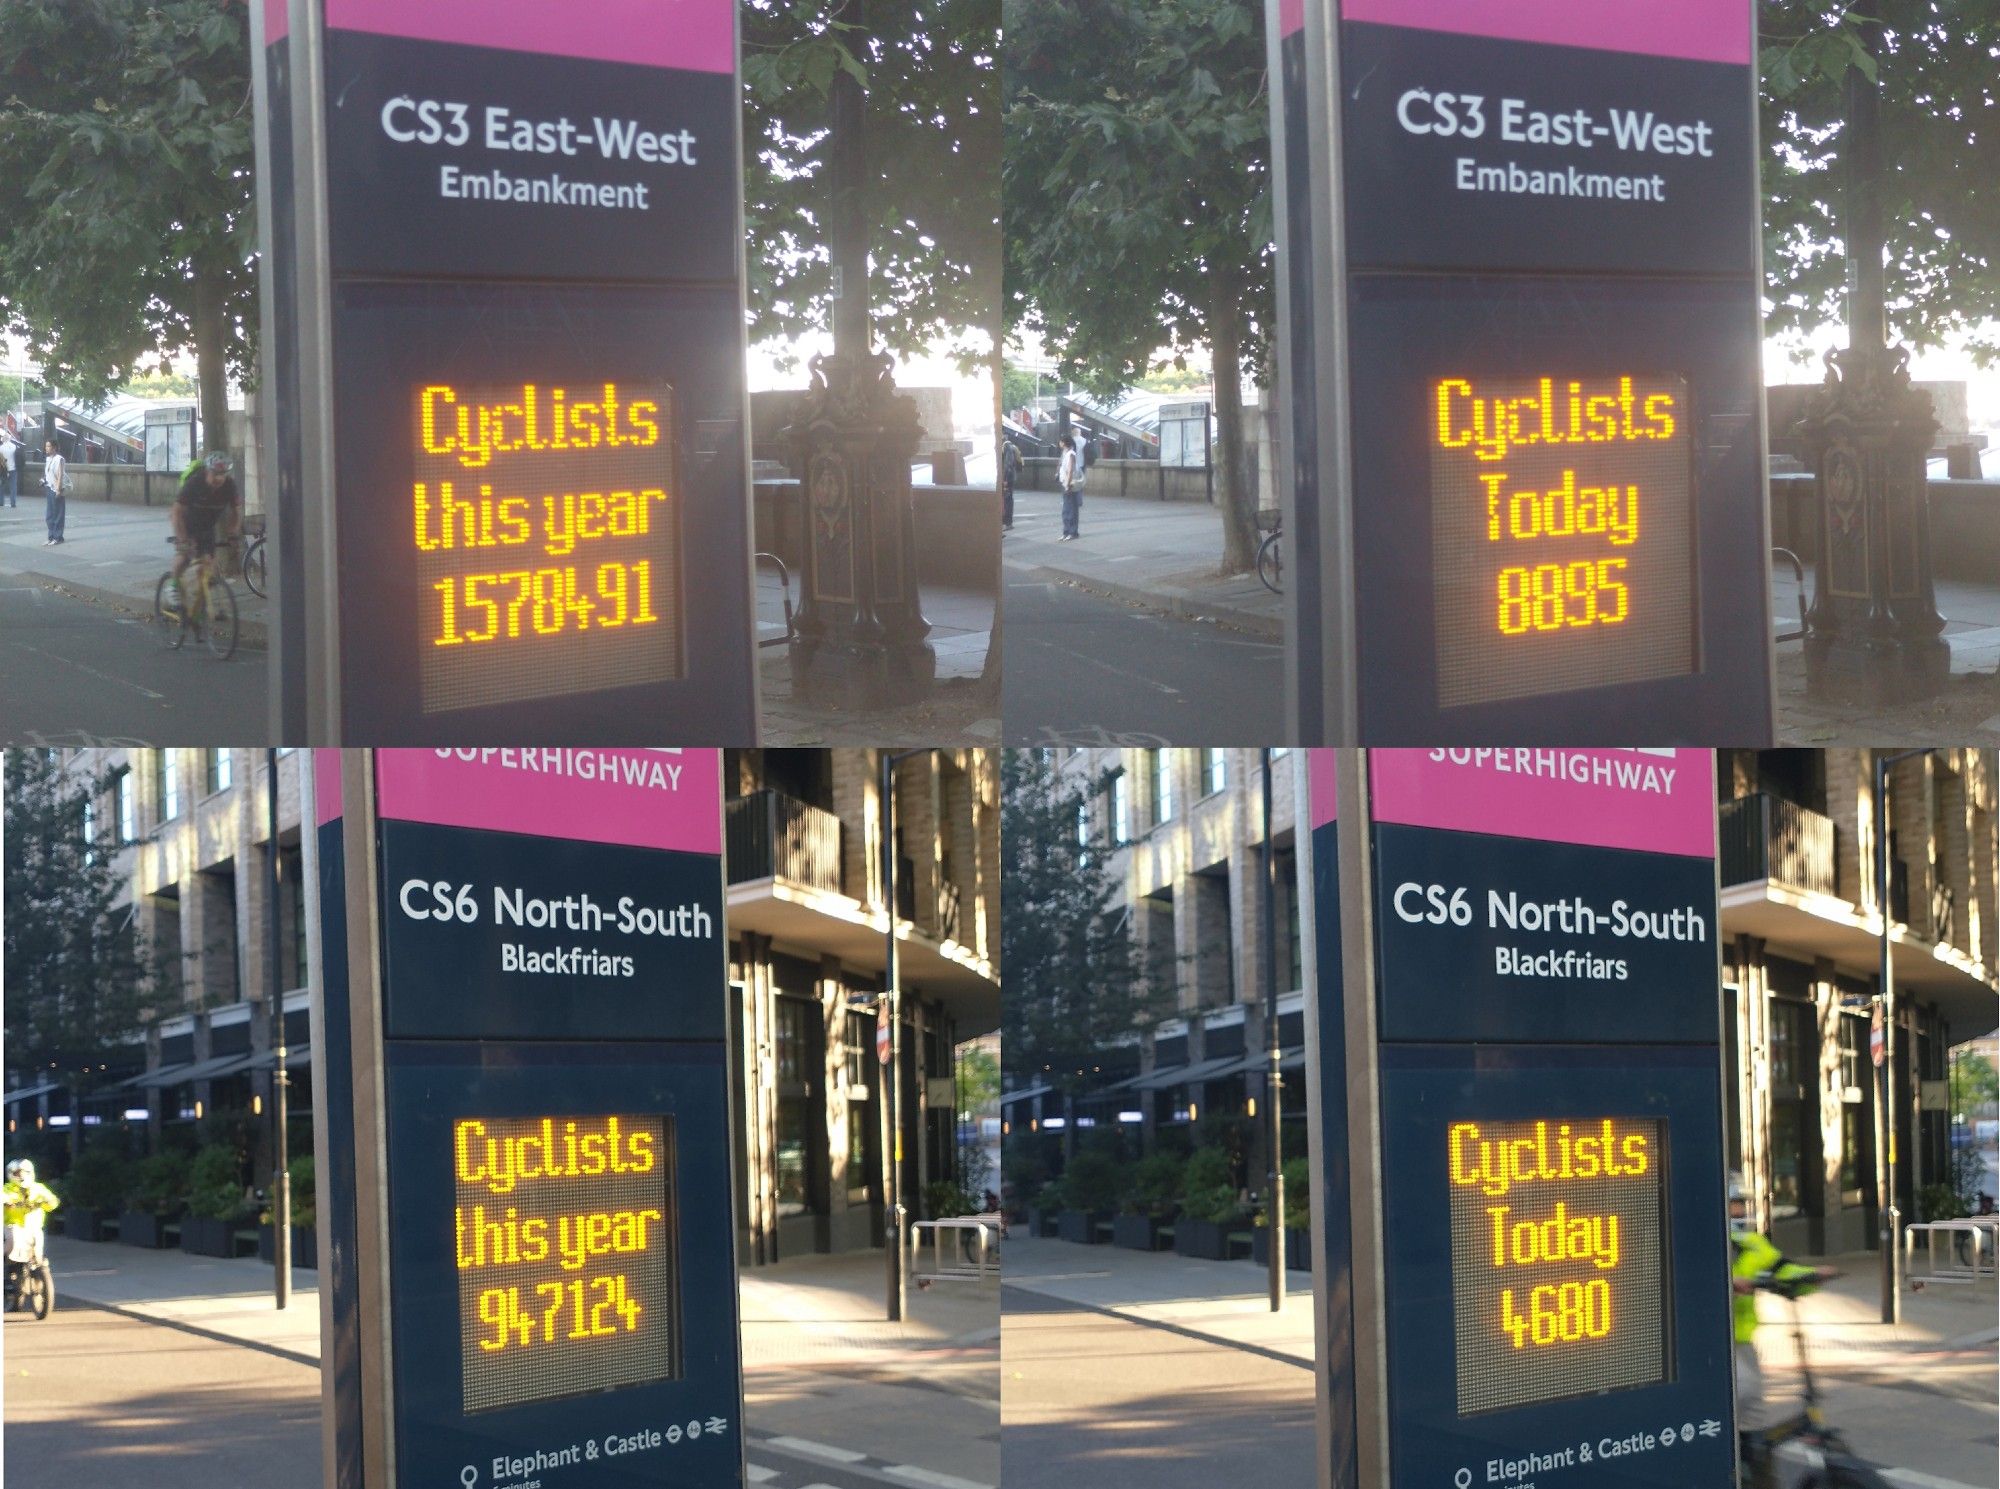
[1497,559,1630,636]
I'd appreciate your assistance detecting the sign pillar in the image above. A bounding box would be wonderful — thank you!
[1305,748,1736,1487]
[306,748,745,1489]
[1271,2,1774,743]
[265,0,758,741]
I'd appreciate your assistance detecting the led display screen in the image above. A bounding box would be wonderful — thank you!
[1431,372,1695,709]
[455,1114,680,1414]
[413,381,683,715]
[1449,1117,1671,1416]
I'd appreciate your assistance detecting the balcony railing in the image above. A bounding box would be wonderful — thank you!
[1719,793,1839,898]
[725,790,844,895]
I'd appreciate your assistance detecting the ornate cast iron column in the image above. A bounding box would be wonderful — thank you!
[786,351,935,708]
[782,0,934,711]
[1793,19,1948,705]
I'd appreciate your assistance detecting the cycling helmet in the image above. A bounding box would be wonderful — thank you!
[204,451,234,474]
[7,1159,34,1185]
[1727,1171,1753,1235]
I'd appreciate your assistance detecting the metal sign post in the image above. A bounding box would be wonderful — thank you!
[304,748,746,1489]
[261,0,758,742]
[1303,748,1736,1487]
[1269,1,1774,744]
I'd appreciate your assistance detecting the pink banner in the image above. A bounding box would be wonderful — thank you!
[266,0,287,43]
[325,0,734,75]
[1280,0,1304,38]
[1309,748,1338,829]
[313,749,344,826]
[1341,0,1750,65]
[1369,748,1714,858]
[374,748,721,854]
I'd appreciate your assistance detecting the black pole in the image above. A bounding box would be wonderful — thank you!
[1874,750,1928,1323]
[1262,749,1283,1311]
[268,748,291,1308]
[881,751,906,1322]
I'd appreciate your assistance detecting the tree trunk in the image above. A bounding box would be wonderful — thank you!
[1210,274,1256,573]
[193,268,229,460]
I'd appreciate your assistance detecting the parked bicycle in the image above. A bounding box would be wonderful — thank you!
[1256,508,1283,595]
[240,529,267,598]
[1740,1272,1892,1489]
[155,536,240,659]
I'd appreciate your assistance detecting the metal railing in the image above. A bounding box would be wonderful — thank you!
[725,790,844,895]
[1719,793,1839,898]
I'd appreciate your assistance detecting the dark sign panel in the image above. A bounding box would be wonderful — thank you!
[1272,0,1771,742]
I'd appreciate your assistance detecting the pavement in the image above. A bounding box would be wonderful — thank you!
[1001,1234,1315,1489]
[23,1235,997,1489]
[1774,563,2000,745]
[759,576,999,747]
[1003,488,1279,636]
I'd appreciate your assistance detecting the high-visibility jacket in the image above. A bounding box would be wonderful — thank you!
[1729,1229,1818,1345]
[3,1179,60,1231]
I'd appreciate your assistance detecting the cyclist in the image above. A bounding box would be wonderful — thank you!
[170,451,242,609]
[1729,1172,1836,1489]
[4,1158,59,1268]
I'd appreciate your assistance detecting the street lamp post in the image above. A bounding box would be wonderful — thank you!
[267,748,291,1308]
[880,748,932,1323]
[1873,747,1931,1325]
[1261,749,1284,1312]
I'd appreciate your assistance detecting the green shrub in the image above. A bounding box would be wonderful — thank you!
[1917,1182,1968,1223]
[1180,1183,1241,1224]
[129,1150,191,1217]
[187,1145,246,1222]
[923,1180,978,1219]
[1127,1150,1186,1215]
[1179,1146,1240,1223]
[1283,1155,1311,1230]
[290,1154,316,1231]
[1059,1149,1126,1213]
[65,1146,131,1212]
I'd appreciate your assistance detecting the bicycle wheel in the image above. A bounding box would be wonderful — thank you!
[154,572,188,649]
[242,537,266,598]
[204,574,239,660]
[30,1263,51,1319]
[1257,533,1284,595]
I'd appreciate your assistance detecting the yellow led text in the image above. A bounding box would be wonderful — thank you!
[456,1204,665,1272]
[454,1117,657,1197]
[419,383,662,469]
[1435,376,1678,463]
[1447,1119,1651,1199]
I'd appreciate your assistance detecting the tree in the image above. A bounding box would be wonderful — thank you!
[3,752,162,1156]
[1760,2,2000,364]
[1004,0,1272,570]
[1952,1049,1999,1115]
[1000,752,1171,1154]
[741,0,1000,363]
[956,1041,1001,1112]
[0,0,257,448]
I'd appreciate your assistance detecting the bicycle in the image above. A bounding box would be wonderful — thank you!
[240,530,266,598]
[1256,508,1284,595]
[1740,1273,1892,1489]
[155,536,239,660]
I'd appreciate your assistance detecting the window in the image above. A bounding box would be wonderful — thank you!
[844,1010,874,1089]
[775,1100,810,1217]
[157,751,180,822]
[1147,750,1173,826]
[206,749,231,794]
[82,799,95,865]
[1767,995,1816,1221]
[775,998,811,1086]
[114,770,135,843]
[1838,1014,1866,1093]
[1077,802,1089,851]
[847,1103,875,1204]
[1839,1104,1868,1203]
[1202,748,1227,795]
[1110,773,1130,845]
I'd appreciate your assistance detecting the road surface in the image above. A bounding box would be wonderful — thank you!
[999,1286,1314,1489]
[0,581,265,744]
[1002,576,1282,745]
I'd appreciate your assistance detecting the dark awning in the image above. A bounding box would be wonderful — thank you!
[2,1082,61,1106]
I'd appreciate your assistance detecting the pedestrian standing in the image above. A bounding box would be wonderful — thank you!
[1058,439,1082,540]
[0,430,17,507]
[40,439,66,545]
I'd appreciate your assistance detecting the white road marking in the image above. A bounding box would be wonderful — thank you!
[766,1438,868,1464]
[7,641,165,700]
[883,1466,994,1489]
[746,1466,779,1483]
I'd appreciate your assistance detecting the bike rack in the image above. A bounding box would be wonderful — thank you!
[754,551,795,648]
[1773,547,1807,642]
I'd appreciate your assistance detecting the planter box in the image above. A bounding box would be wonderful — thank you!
[258,1223,319,1270]
[117,1211,174,1249]
[1174,1217,1232,1260]
[180,1216,237,1258]
[1250,1227,1312,1272]
[62,1206,111,1242]
[1056,1209,1110,1245]
[1113,1213,1170,1251]
[1026,1207,1060,1239]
